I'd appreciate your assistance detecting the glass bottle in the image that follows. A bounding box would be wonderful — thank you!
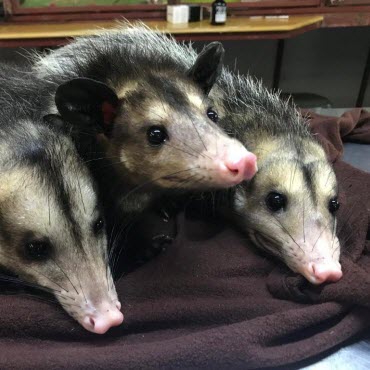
[211,0,227,25]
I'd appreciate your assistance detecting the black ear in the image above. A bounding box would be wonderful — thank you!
[55,78,119,135]
[187,42,224,96]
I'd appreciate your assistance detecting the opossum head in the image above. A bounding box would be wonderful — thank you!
[234,135,342,285]
[0,118,123,333]
[55,42,257,191]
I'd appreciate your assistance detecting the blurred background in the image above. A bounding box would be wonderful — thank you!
[0,0,369,108]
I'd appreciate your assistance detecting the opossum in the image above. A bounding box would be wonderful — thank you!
[215,72,342,285]
[33,26,342,284]
[31,26,257,218]
[0,65,123,334]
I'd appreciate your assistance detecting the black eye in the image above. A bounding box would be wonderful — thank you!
[93,218,104,235]
[207,108,218,123]
[25,241,51,261]
[328,197,340,214]
[265,192,287,212]
[147,126,168,146]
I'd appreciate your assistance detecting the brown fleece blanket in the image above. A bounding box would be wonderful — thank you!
[0,109,369,369]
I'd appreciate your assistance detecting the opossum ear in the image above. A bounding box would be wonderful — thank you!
[187,42,224,95]
[55,78,119,134]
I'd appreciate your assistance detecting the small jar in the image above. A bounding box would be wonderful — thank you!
[211,0,227,25]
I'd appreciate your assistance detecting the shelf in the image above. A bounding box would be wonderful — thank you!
[0,15,324,46]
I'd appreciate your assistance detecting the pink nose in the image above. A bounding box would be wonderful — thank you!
[82,303,124,334]
[304,262,343,285]
[221,151,257,185]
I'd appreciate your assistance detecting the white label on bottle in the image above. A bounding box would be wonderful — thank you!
[215,7,226,23]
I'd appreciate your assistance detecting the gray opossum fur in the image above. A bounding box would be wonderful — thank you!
[33,23,197,91]
[216,70,310,138]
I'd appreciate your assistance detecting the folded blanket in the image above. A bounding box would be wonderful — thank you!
[303,109,370,162]
[0,109,369,369]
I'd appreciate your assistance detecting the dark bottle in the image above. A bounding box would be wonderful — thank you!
[211,0,227,25]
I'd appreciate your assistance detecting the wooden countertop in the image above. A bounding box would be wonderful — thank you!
[0,15,323,40]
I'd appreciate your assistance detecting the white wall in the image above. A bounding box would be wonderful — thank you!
[194,26,370,107]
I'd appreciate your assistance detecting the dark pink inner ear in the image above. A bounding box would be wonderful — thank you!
[102,101,117,125]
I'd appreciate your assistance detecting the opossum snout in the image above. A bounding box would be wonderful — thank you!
[215,147,257,186]
[223,150,257,182]
[289,229,342,285]
[299,261,343,285]
[81,301,124,334]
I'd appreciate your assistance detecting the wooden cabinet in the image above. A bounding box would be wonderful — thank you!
[2,0,370,23]
[235,1,320,7]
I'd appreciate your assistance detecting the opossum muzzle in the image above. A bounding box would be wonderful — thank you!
[253,226,342,285]
[299,260,342,285]
[289,227,342,285]
[198,137,257,187]
[53,260,123,334]
[78,299,123,334]
[218,146,257,184]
